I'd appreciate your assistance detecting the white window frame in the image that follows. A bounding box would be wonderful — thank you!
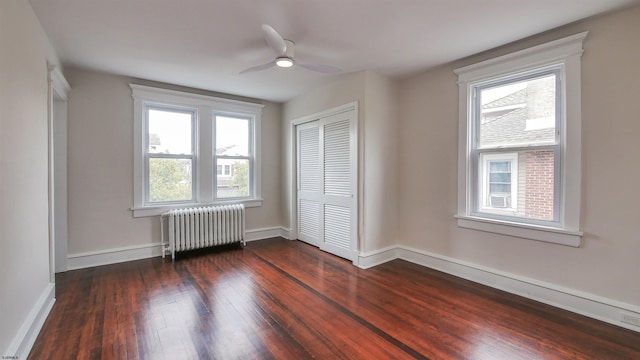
[213,112,254,199]
[144,105,197,205]
[131,84,264,217]
[454,32,587,247]
[479,153,518,213]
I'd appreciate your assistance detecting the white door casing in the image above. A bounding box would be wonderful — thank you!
[48,64,70,278]
[295,107,357,261]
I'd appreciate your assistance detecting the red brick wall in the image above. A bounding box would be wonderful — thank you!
[525,150,554,220]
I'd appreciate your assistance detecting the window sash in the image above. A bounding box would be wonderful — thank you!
[145,155,196,205]
[144,105,196,205]
[213,113,255,200]
[471,144,561,225]
[472,68,561,151]
[214,155,252,199]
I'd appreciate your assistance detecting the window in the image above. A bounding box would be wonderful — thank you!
[131,85,263,217]
[146,107,195,203]
[215,114,252,198]
[480,153,518,213]
[454,32,587,246]
[474,71,558,221]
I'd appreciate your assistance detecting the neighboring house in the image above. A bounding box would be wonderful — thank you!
[479,77,555,220]
[148,133,161,152]
[216,144,245,197]
[148,137,247,198]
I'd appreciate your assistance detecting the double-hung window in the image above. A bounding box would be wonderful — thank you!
[474,71,558,220]
[146,106,195,203]
[214,114,253,199]
[454,32,587,246]
[131,85,263,217]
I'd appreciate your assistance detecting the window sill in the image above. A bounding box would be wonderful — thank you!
[131,199,263,218]
[455,214,582,247]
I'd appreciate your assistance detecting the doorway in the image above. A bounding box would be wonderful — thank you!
[48,65,70,279]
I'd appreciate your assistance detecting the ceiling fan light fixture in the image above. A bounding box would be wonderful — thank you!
[276,57,294,68]
[240,25,340,74]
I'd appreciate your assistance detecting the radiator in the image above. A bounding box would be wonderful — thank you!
[161,204,245,260]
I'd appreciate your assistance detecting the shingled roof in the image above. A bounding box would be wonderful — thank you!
[480,107,555,147]
[482,88,527,110]
[480,86,555,147]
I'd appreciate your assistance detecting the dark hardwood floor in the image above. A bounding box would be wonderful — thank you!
[30,238,640,359]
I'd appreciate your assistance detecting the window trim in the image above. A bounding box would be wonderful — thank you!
[454,32,587,247]
[131,84,264,217]
[144,105,197,206]
[478,152,518,214]
[213,112,254,200]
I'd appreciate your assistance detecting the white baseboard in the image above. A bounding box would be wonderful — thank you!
[279,227,291,240]
[67,242,163,270]
[246,226,290,241]
[66,227,291,270]
[359,244,640,333]
[5,283,55,359]
[357,246,398,269]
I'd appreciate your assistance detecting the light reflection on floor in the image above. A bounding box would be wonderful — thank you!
[469,327,546,360]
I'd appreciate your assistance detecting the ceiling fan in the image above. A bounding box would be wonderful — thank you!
[240,24,342,74]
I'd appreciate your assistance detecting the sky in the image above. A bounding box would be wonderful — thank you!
[148,110,249,155]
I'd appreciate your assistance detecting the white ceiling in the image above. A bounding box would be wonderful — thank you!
[30,0,638,102]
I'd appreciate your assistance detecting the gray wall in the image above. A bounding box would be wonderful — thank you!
[0,0,61,352]
[65,68,283,255]
[397,6,640,305]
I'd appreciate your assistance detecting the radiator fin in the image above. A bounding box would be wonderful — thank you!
[162,204,245,260]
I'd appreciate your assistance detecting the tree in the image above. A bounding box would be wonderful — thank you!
[149,158,192,202]
[230,161,249,197]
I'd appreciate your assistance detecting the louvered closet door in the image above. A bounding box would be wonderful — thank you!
[296,109,357,261]
[319,110,356,260]
[297,121,322,246]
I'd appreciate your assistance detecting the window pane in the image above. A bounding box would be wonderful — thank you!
[490,184,511,193]
[489,161,510,172]
[217,159,249,198]
[480,150,555,221]
[148,158,192,202]
[148,109,193,154]
[478,74,556,148]
[216,116,249,157]
[489,173,511,182]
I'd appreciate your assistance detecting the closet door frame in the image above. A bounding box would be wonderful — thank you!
[289,102,358,263]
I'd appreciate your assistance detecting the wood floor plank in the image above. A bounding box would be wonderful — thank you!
[29,238,640,359]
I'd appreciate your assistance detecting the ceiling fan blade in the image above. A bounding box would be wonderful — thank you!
[297,62,342,74]
[239,61,276,74]
[261,24,287,56]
